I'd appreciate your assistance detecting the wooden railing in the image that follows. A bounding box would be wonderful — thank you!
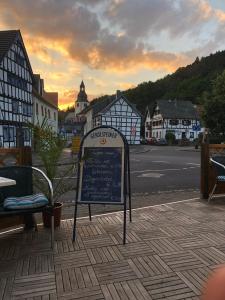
[201,143,225,199]
[0,146,32,167]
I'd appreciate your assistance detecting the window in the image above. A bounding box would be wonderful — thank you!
[12,100,19,113]
[182,120,191,126]
[48,109,51,119]
[45,108,47,116]
[8,73,27,90]
[169,119,179,126]
[77,103,79,107]
[15,53,25,66]
[36,103,39,115]
[3,126,14,142]
[54,112,56,121]
[22,103,32,116]
[41,106,44,116]
[190,132,194,138]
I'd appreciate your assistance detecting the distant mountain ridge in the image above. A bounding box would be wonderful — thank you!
[91,50,225,115]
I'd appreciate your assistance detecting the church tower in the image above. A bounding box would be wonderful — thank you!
[75,80,89,116]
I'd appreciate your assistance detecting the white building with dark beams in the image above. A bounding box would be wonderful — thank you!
[0,30,33,148]
[145,99,202,141]
[83,91,142,144]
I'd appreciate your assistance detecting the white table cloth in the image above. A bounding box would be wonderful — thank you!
[0,177,16,187]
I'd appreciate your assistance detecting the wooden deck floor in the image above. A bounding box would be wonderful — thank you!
[1,199,225,299]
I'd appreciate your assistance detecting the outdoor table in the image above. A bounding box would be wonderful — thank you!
[0,177,16,187]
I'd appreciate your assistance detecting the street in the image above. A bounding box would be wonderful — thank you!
[129,145,200,195]
[59,145,201,217]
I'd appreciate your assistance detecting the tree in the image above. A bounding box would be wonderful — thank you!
[165,132,176,145]
[29,120,75,201]
[202,70,225,136]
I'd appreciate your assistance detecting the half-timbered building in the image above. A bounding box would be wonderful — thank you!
[0,30,33,147]
[145,99,202,141]
[83,91,142,144]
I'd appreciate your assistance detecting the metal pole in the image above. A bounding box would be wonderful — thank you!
[88,204,92,221]
[72,201,78,242]
[127,148,132,222]
[123,197,127,245]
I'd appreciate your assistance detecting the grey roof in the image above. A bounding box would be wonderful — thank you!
[156,100,199,119]
[92,97,113,116]
[0,30,18,62]
[0,30,33,76]
[79,97,112,116]
[99,94,142,117]
[81,94,142,118]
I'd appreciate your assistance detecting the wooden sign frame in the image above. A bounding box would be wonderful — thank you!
[72,126,131,244]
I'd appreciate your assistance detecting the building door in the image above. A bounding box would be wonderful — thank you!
[182,132,186,139]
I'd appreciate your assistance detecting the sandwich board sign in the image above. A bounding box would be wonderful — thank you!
[72,126,131,244]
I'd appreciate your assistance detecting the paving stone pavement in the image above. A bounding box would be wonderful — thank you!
[1,196,225,299]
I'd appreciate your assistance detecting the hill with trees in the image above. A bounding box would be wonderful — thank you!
[90,50,225,115]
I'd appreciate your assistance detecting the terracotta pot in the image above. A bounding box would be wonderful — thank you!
[42,202,63,228]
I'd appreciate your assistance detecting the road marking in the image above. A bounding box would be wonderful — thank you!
[152,160,169,163]
[137,172,164,178]
[186,163,200,166]
[130,158,141,162]
[131,168,180,174]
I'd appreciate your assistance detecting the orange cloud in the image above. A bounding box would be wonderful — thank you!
[118,82,136,90]
[0,0,213,74]
[215,9,225,22]
[0,0,224,106]
[59,89,76,110]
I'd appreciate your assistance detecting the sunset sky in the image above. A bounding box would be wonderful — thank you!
[1,0,225,110]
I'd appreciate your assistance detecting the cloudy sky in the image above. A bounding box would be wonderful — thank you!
[1,0,225,109]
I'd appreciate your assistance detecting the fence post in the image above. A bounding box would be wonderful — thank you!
[201,139,209,199]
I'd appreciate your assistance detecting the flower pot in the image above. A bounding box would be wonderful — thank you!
[42,202,63,228]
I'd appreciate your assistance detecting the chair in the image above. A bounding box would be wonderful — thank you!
[208,156,225,202]
[0,166,54,248]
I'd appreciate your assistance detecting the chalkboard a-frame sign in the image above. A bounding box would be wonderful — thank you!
[72,126,131,244]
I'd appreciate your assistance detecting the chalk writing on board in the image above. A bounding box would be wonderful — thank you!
[79,147,123,203]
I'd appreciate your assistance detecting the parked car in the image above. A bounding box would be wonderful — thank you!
[148,137,157,145]
[156,138,168,145]
[140,137,149,145]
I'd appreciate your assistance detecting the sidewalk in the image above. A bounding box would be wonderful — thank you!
[1,194,225,299]
[61,189,200,219]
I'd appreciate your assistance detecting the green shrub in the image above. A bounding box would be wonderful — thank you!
[165,132,176,145]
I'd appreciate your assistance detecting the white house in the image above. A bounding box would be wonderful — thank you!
[145,100,202,141]
[33,74,58,133]
[82,91,142,144]
[0,30,33,148]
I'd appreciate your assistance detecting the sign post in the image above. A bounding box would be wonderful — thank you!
[72,126,131,244]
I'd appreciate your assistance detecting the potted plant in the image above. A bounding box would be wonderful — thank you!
[30,120,76,227]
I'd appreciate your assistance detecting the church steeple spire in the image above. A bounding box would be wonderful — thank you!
[77,80,88,103]
[75,80,89,116]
